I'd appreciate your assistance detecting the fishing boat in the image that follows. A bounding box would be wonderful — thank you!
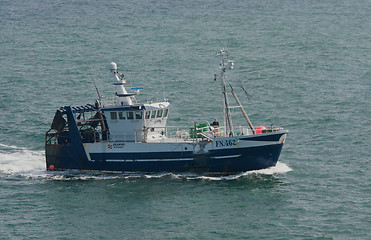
[45,50,287,174]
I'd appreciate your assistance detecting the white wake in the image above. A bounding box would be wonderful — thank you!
[0,143,45,175]
[181,161,292,181]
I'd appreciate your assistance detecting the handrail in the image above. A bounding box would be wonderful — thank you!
[45,130,58,144]
[46,122,286,145]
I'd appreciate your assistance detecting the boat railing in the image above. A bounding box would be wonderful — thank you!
[101,96,118,107]
[45,127,107,145]
[142,124,226,142]
[233,126,254,136]
[45,129,58,145]
[46,124,286,145]
[141,124,285,142]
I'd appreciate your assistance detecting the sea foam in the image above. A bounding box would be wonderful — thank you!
[0,143,45,175]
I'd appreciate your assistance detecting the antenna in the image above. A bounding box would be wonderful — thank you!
[162,82,166,101]
[216,49,234,136]
[92,78,102,103]
[237,80,253,101]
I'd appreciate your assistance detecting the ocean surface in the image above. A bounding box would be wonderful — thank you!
[1,0,370,239]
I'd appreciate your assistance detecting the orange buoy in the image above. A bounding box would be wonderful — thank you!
[256,126,267,134]
[49,165,55,170]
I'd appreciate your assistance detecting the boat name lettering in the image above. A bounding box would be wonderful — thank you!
[215,139,236,147]
[113,143,125,148]
[108,143,125,149]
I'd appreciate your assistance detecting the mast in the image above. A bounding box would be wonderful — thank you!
[110,62,133,106]
[217,50,234,137]
[216,50,255,136]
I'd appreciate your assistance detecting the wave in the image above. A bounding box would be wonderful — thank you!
[181,161,292,181]
[0,143,291,181]
[0,143,45,175]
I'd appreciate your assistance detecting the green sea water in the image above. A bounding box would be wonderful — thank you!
[1,0,370,239]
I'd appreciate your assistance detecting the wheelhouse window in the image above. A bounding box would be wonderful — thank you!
[163,109,169,117]
[157,110,163,118]
[110,112,117,120]
[145,111,151,119]
[151,110,156,119]
[135,111,143,119]
[118,112,125,119]
[127,111,134,119]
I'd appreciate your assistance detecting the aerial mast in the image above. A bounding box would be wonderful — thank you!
[110,62,133,106]
[217,49,235,137]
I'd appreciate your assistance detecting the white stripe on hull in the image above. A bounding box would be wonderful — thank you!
[212,154,241,159]
[106,158,194,162]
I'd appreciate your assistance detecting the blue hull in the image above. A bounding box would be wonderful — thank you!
[45,142,283,173]
[45,106,286,174]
